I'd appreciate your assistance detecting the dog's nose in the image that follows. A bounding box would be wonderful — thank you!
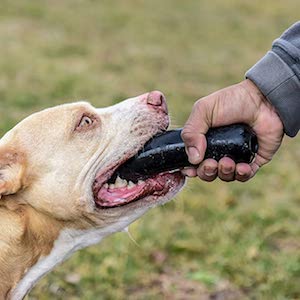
[146,91,168,114]
[147,91,165,106]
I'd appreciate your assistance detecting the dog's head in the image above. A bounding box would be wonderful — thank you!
[0,91,185,233]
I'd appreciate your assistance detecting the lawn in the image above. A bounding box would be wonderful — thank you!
[0,1,299,299]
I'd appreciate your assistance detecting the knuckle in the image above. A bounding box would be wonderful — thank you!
[202,175,217,182]
[198,169,217,182]
[193,99,204,113]
[181,125,196,143]
[237,176,250,182]
[218,170,235,182]
[219,177,235,182]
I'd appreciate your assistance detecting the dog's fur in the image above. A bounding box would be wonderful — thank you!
[0,92,185,299]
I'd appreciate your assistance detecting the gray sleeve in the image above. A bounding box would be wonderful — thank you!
[246,22,300,137]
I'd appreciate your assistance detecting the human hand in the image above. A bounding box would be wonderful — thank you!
[181,79,284,182]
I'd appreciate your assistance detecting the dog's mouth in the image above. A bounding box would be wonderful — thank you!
[92,141,184,209]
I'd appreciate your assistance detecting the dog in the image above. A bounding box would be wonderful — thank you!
[0,91,185,299]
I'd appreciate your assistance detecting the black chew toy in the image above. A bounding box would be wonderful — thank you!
[109,124,258,183]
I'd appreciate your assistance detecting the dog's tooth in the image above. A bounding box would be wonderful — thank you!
[138,180,144,185]
[120,178,128,187]
[109,184,115,189]
[104,183,109,189]
[115,176,126,188]
[128,181,135,188]
[115,176,122,184]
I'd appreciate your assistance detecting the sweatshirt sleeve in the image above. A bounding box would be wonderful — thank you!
[246,22,300,137]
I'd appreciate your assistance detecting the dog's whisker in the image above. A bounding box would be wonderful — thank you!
[124,227,141,248]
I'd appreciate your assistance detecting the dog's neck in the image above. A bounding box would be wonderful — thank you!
[0,199,64,299]
[0,197,144,300]
[0,201,102,300]
[12,226,111,300]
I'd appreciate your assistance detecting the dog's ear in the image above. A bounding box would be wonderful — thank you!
[0,148,26,198]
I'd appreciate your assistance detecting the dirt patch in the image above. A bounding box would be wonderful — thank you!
[127,269,246,300]
[274,238,300,252]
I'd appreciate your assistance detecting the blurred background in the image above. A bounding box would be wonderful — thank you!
[0,1,299,299]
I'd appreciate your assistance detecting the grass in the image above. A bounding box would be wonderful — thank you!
[0,1,299,299]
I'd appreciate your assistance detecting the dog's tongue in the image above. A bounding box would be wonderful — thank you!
[95,175,169,208]
[97,184,144,207]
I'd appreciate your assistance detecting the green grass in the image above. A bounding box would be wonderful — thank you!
[0,1,299,299]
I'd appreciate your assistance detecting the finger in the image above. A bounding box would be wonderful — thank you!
[181,99,211,164]
[248,153,269,178]
[235,163,252,182]
[197,158,218,182]
[218,157,236,182]
[184,134,207,165]
[181,167,197,177]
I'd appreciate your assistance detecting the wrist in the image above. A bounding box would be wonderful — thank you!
[245,51,300,137]
[239,79,267,108]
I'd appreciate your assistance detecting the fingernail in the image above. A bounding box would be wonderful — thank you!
[221,166,233,175]
[204,167,216,177]
[187,147,200,163]
[237,170,245,176]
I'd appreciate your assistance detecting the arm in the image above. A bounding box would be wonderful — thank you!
[181,23,300,182]
[246,21,300,137]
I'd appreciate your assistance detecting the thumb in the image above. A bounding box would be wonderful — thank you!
[181,99,211,165]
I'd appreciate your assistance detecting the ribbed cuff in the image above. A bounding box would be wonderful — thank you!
[246,51,300,137]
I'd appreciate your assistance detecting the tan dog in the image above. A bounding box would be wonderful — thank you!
[0,91,185,299]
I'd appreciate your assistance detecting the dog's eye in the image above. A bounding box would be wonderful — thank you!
[78,116,93,129]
